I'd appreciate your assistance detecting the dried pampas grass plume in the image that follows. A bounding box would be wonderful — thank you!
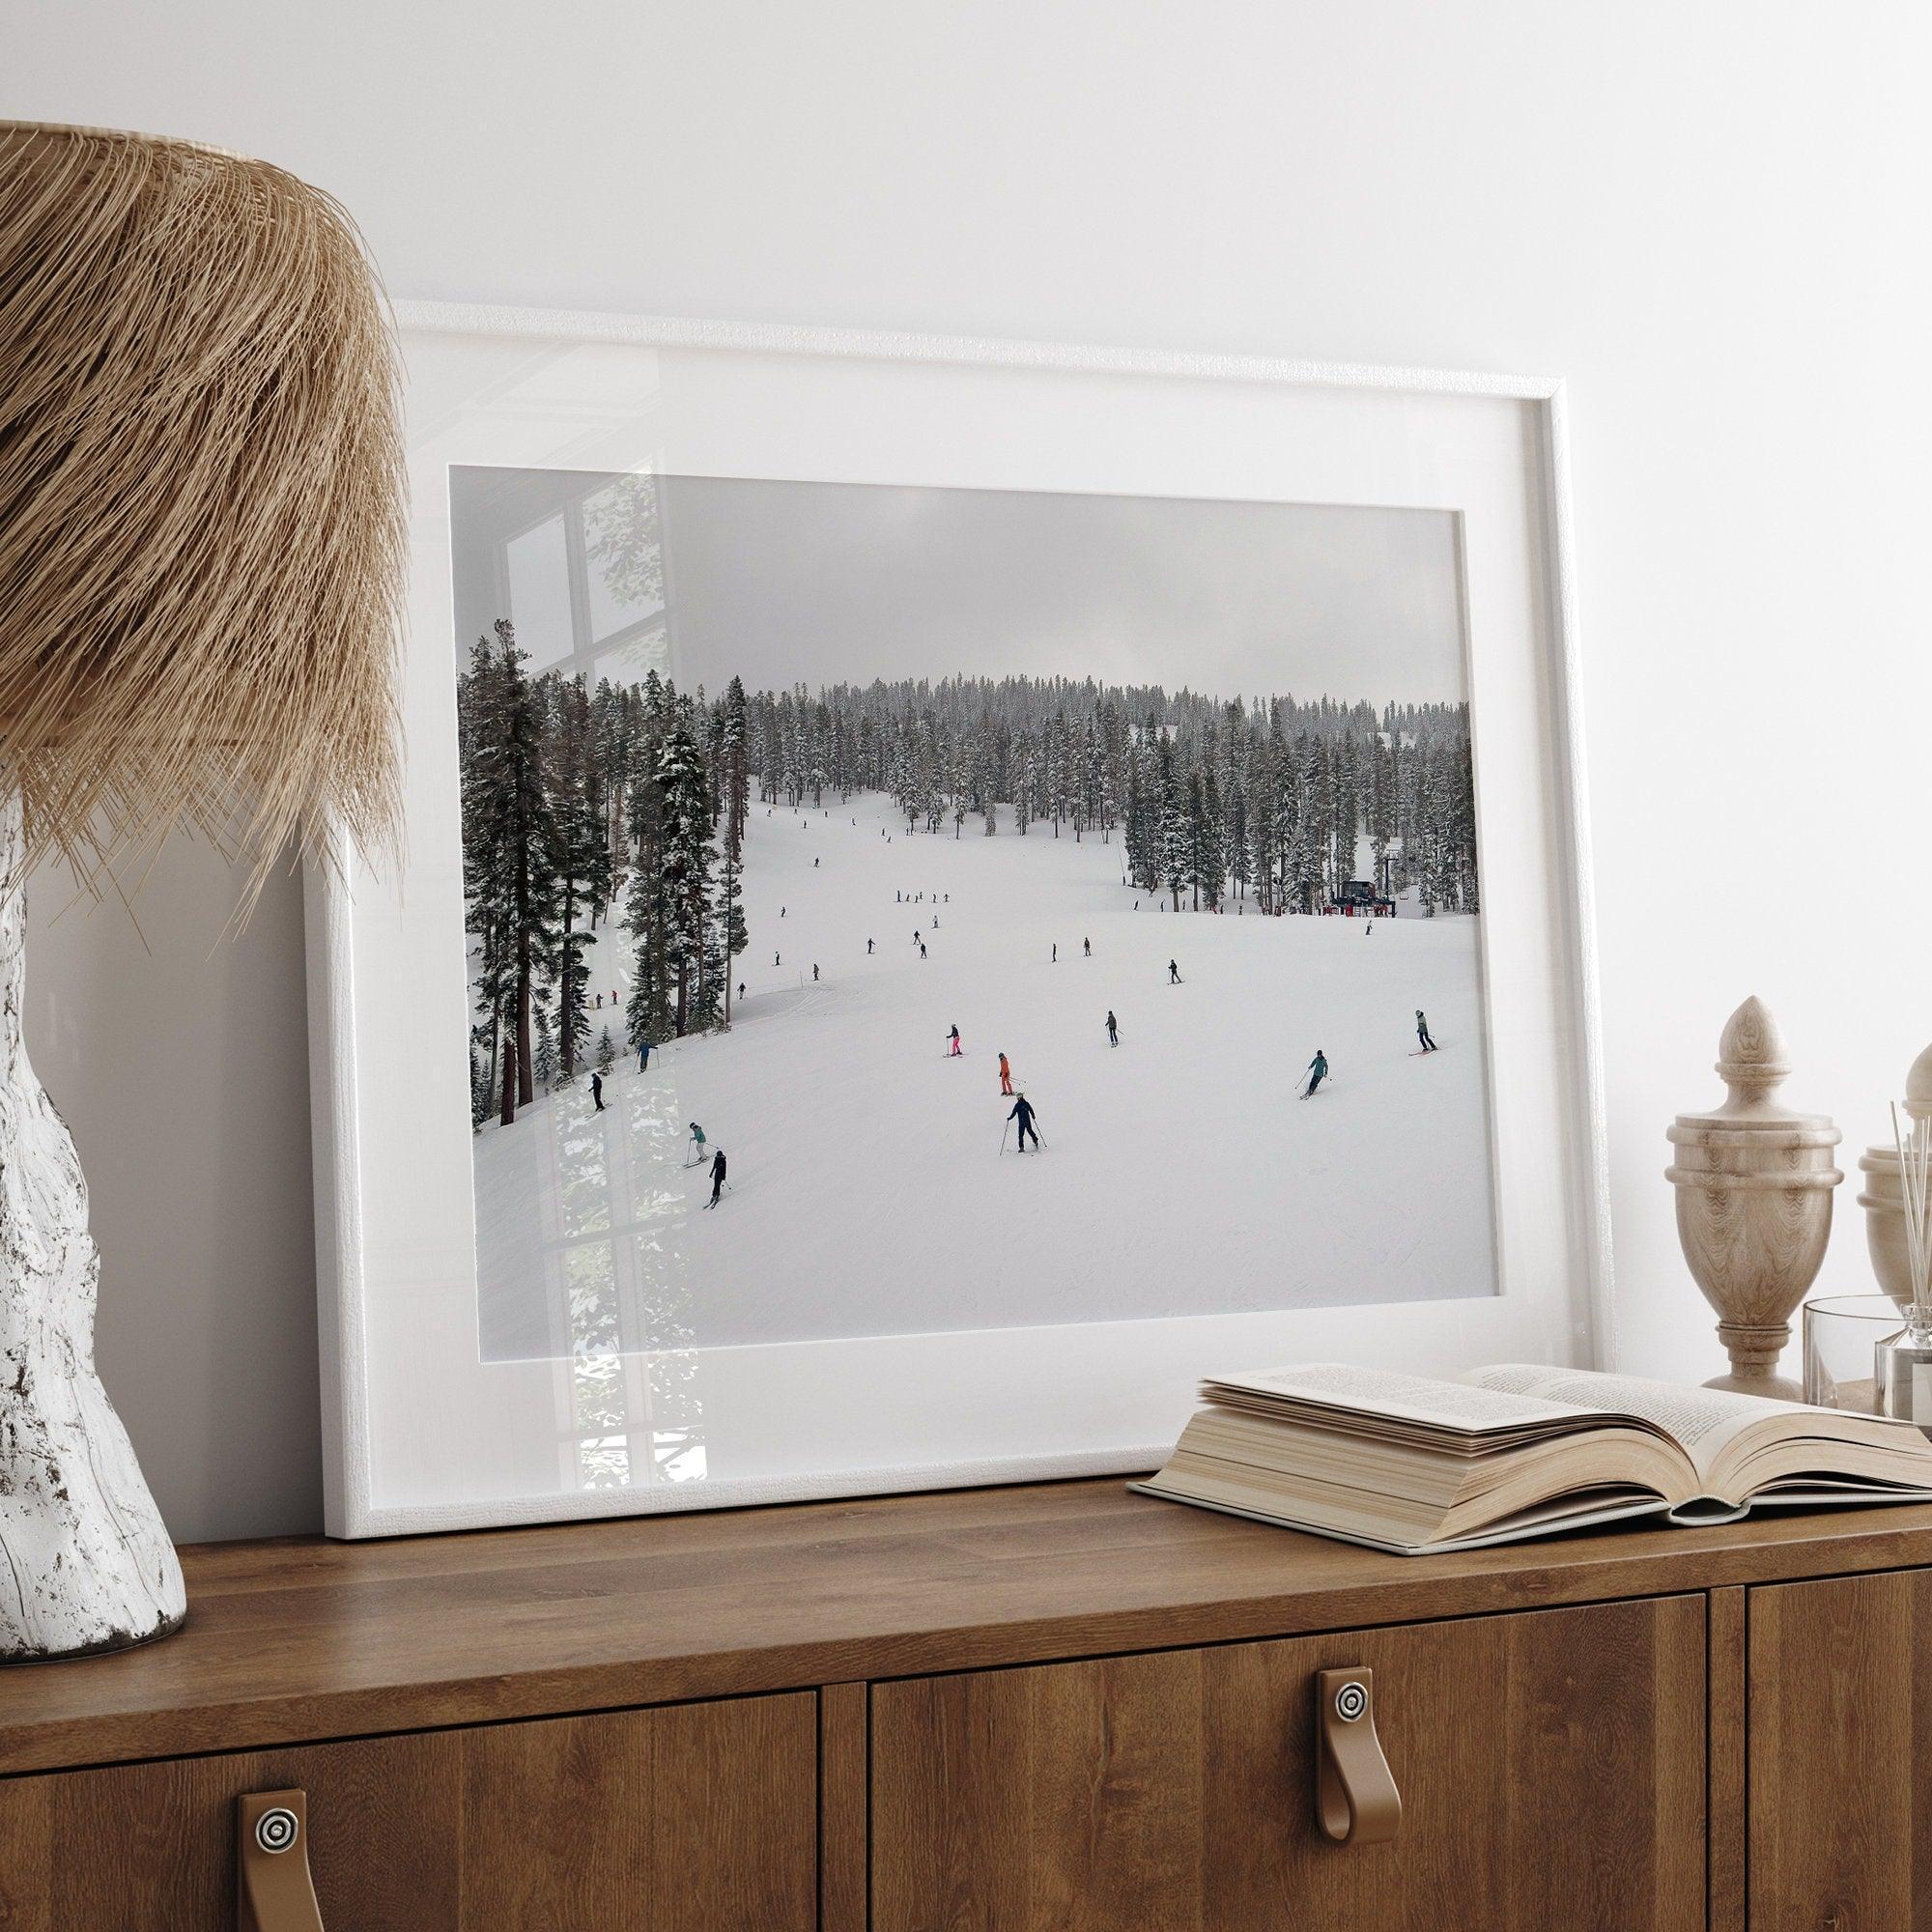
[0,122,405,907]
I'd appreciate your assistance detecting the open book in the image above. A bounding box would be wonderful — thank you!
[1131,1362,1932,1554]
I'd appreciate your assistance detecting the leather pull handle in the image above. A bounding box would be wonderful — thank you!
[1315,1667,1401,1846]
[238,1790,325,1932]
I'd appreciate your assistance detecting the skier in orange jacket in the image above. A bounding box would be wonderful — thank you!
[998,1052,1013,1095]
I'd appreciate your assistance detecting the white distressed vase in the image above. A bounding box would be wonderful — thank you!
[0,792,185,1661]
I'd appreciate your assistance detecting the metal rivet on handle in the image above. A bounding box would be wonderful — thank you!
[1333,1681,1369,1723]
[254,1807,300,1855]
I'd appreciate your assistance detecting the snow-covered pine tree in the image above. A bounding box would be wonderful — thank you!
[596,1027,615,1075]
[656,723,714,1036]
[1199,767,1225,910]
[623,688,673,1049]
[463,620,559,1124]
[715,811,750,1026]
[723,675,752,851]
[458,633,513,1111]
[469,1030,492,1130]
[1122,739,1146,884]
[1186,769,1207,910]
[547,675,603,1078]
[1157,737,1188,910]
[533,1006,557,1090]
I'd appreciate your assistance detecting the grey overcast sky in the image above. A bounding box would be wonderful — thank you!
[656,476,1467,708]
[459,466,1469,708]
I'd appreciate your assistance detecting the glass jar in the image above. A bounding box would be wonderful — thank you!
[1802,1294,1903,1414]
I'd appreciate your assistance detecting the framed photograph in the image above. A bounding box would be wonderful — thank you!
[306,304,1610,1537]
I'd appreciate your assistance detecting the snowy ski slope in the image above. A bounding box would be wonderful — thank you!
[472,790,1497,1360]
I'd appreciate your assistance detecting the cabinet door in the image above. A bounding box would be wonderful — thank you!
[1749,1569,1932,1931]
[0,1691,816,1931]
[871,1595,1704,1932]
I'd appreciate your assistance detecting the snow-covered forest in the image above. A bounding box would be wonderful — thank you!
[458,620,1480,1132]
[456,626,1476,1128]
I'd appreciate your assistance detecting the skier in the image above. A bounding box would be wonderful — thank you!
[1083,937,1091,957]
[998,1050,1012,1094]
[781,906,785,918]
[1301,1050,1329,1099]
[590,1070,605,1112]
[1007,1093,1040,1152]
[638,1037,652,1073]
[1415,1009,1438,1052]
[687,1121,708,1166]
[594,993,603,1009]
[948,1024,963,1058]
[738,982,746,1003]
[1106,1010,1119,1047]
[933,916,939,930]
[813,963,820,982]
[1168,959,1181,984]
[814,857,820,868]
[867,938,875,954]
[1052,943,1058,963]
[706,1147,728,1208]
[919,940,928,959]
[896,890,902,902]
[775,952,781,966]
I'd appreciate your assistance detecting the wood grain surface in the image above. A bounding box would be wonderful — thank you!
[0,1692,816,1931]
[1707,1585,1746,1932]
[819,1681,868,1932]
[1748,1568,1932,1931]
[871,1593,1706,1931]
[4,1478,1932,1777]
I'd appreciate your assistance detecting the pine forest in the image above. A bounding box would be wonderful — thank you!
[458,618,1480,1132]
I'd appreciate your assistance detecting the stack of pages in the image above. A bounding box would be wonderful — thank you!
[1133,1362,1932,1554]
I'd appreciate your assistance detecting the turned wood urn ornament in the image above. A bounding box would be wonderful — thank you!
[1858,1041,1932,1311]
[1665,998,1842,1400]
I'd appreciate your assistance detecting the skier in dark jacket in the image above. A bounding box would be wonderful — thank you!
[1008,1094,1040,1151]
[1302,1050,1328,1098]
[590,1071,605,1112]
[706,1147,727,1208]
[1168,959,1180,984]
[1105,1010,1119,1047]
[1415,1009,1438,1052]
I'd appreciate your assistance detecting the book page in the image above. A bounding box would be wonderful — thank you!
[1463,1365,1810,1476]
[1208,1362,1600,1434]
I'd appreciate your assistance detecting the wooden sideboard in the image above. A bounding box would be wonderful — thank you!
[1,1477,1929,1929]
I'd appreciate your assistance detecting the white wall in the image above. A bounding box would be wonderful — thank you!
[8,0,1931,1542]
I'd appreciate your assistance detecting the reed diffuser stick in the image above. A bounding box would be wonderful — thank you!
[1891,1101,1932,1337]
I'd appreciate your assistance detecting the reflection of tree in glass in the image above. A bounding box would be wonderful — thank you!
[583,473,664,611]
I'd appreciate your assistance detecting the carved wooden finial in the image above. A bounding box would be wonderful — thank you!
[1713,995,1792,1116]
[1668,993,1841,1398]
[1907,1040,1932,1122]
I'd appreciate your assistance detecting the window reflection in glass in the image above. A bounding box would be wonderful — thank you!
[582,474,664,642]
[504,514,575,671]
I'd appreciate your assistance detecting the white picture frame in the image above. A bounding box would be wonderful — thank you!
[306,301,1610,1538]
